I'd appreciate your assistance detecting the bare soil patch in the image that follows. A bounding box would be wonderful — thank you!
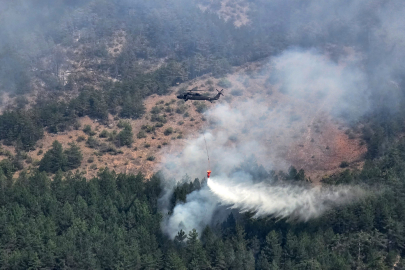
[3,59,368,183]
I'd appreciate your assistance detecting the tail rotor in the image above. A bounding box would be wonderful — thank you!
[216,89,224,96]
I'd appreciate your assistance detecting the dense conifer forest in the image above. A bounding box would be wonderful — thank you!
[1,127,405,269]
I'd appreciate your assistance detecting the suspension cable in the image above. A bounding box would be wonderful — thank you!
[203,133,211,176]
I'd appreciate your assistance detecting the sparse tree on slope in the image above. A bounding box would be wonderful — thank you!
[39,140,67,173]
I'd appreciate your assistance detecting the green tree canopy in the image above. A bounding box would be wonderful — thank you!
[38,140,67,173]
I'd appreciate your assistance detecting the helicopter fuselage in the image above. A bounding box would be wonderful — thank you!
[176,89,223,102]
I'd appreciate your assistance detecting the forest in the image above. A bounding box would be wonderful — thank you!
[1,121,405,269]
[1,0,405,269]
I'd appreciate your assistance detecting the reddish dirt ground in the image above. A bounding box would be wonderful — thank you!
[2,61,367,183]
[284,114,366,182]
[19,76,219,179]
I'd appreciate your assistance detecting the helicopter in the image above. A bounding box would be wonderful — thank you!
[176,89,224,102]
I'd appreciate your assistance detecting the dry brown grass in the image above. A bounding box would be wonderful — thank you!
[21,83,214,179]
[107,30,126,58]
[2,59,368,183]
[199,0,250,27]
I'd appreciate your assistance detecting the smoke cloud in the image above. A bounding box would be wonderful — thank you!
[160,48,374,238]
[163,187,219,238]
[3,0,401,239]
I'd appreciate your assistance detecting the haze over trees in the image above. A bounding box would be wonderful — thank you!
[1,0,405,269]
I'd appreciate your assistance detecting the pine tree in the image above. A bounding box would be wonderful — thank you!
[262,230,282,265]
[284,230,298,263]
[64,142,83,170]
[39,140,67,173]
[0,169,7,205]
[165,251,187,270]
[115,125,133,147]
[186,229,208,270]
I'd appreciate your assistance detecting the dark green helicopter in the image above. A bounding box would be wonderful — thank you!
[176,89,224,102]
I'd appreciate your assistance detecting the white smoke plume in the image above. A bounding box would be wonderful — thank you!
[163,187,219,238]
[159,49,371,238]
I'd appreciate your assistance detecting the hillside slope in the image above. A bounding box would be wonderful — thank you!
[1,60,366,181]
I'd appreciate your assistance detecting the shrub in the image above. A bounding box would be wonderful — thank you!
[141,125,155,133]
[83,125,96,136]
[147,156,155,161]
[99,143,118,154]
[86,136,99,148]
[178,121,184,125]
[88,156,94,163]
[144,143,150,148]
[151,114,167,123]
[176,105,187,114]
[164,127,173,136]
[115,126,133,147]
[137,130,147,139]
[99,129,109,138]
[77,136,86,142]
[32,159,40,166]
[73,122,81,130]
[108,130,117,141]
[151,106,162,114]
[83,125,91,133]
[26,156,33,164]
[193,102,207,113]
[340,161,349,168]
[117,120,131,129]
